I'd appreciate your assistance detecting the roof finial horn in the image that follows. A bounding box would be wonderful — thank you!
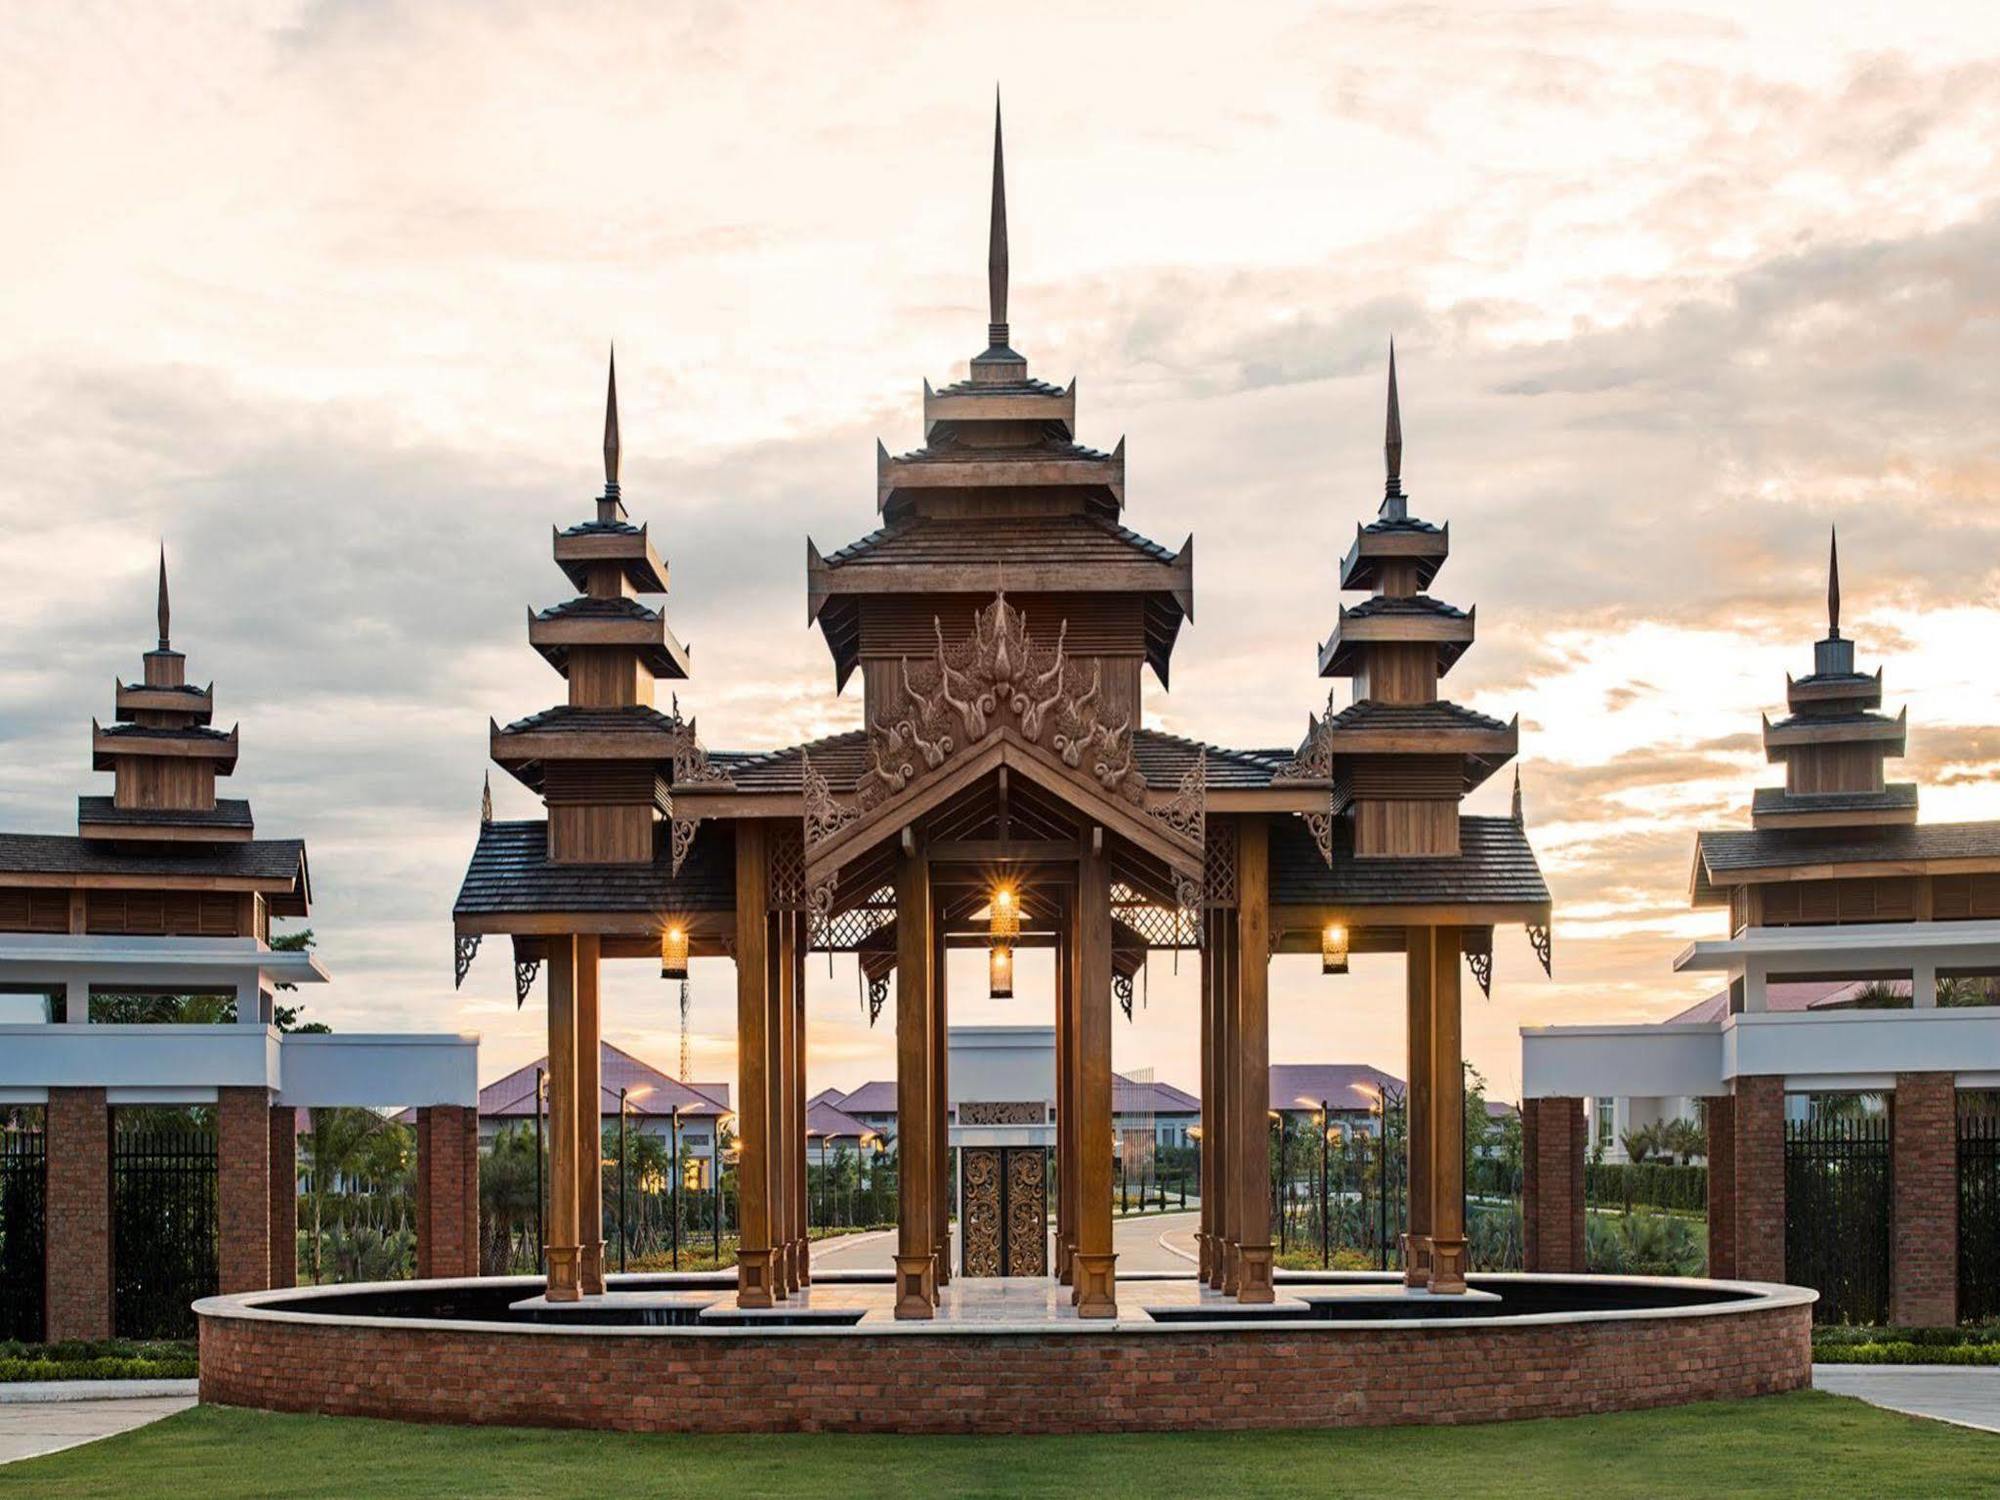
[1827,525,1841,640]
[1382,339,1406,519]
[156,541,171,651]
[987,87,1009,351]
[602,344,621,500]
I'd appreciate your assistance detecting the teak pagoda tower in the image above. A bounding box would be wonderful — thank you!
[456,101,1550,1313]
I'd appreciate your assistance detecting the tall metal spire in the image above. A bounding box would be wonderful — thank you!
[1827,525,1841,639]
[1512,765,1524,825]
[1382,340,1406,519]
[602,344,621,498]
[987,88,1009,350]
[156,542,171,651]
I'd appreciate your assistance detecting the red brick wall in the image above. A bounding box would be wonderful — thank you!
[199,1296,1812,1434]
[1892,1073,1956,1327]
[217,1087,273,1295]
[1706,1094,1737,1279]
[45,1087,112,1341]
[1733,1076,1786,1285]
[1522,1097,1585,1273]
[415,1106,480,1280]
[269,1106,298,1291]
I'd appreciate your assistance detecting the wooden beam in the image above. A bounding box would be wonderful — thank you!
[1428,924,1468,1294]
[1074,836,1118,1318]
[575,935,605,1296]
[894,842,937,1318]
[732,822,775,1309]
[926,838,1082,864]
[1233,817,1275,1304]
[1404,926,1434,1287]
[544,935,581,1303]
[931,901,951,1289]
[771,906,795,1297]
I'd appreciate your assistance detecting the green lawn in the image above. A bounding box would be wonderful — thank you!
[3,1392,1994,1499]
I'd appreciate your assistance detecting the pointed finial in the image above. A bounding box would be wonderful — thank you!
[481,771,493,825]
[602,345,621,496]
[1382,340,1406,519]
[1827,525,1841,639]
[988,88,1009,349]
[156,542,171,650]
[1512,765,1524,825]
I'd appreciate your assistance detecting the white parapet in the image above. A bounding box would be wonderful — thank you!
[0,1023,279,1101]
[277,1033,480,1109]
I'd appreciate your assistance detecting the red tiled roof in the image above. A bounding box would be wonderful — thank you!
[1269,1063,1405,1113]
[479,1042,730,1119]
[805,1100,876,1141]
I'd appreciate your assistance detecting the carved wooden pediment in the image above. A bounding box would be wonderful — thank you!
[1273,686,1337,867]
[803,593,1203,864]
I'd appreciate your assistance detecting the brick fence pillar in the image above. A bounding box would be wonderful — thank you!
[268,1106,298,1290]
[45,1087,113,1341]
[1522,1097,1585,1272]
[415,1105,481,1279]
[217,1087,274,1294]
[1892,1072,1957,1326]
[1706,1093,1738,1279]
[1734,1075,1786,1285]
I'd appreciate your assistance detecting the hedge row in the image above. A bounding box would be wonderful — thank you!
[1585,1160,1706,1213]
[0,1354,198,1382]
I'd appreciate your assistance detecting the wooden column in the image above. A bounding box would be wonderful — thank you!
[894,841,937,1317]
[1216,903,1240,1294]
[733,822,775,1308]
[793,915,811,1287]
[1232,817,1274,1303]
[575,934,605,1295]
[931,904,951,1288]
[1403,926,1434,1286]
[1054,908,1073,1286]
[1427,924,1467,1293]
[1196,904,1216,1284]
[1074,834,1117,1317]
[770,909,796,1295]
[544,935,582,1302]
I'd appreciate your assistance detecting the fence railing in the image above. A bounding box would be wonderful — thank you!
[112,1113,218,1340]
[0,1120,45,1342]
[1786,1110,1892,1326]
[1961,1098,2000,1323]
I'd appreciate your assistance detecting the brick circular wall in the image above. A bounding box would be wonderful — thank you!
[198,1280,1812,1434]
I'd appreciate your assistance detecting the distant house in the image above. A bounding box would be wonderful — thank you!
[475,1042,733,1183]
[1113,1075,1201,1147]
[804,1097,880,1164]
[817,1080,899,1143]
[1269,1063,1406,1137]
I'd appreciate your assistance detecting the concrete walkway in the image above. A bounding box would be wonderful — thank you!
[1814,1365,2000,1434]
[805,1212,1202,1275]
[0,1381,197,1466]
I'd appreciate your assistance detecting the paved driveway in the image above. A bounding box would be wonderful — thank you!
[1814,1365,2000,1434]
[0,1382,197,1466]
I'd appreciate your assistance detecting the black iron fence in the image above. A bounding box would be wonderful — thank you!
[1785,1108,1892,1326]
[0,1115,46,1342]
[1960,1097,2000,1323]
[112,1110,218,1339]
[1270,1107,1412,1269]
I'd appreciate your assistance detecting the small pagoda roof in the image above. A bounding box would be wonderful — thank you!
[1751,784,1918,829]
[1786,667,1883,713]
[490,705,685,790]
[1317,596,1475,679]
[114,679,214,725]
[528,597,690,680]
[453,818,732,921]
[1761,706,1906,759]
[0,831,309,911]
[91,720,239,774]
[1316,699,1517,790]
[876,432,1125,516]
[1339,517,1450,592]
[1691,818,2000,903]
[552,520,669,595]
[77,795,254,842]
[1270,814,1549,913]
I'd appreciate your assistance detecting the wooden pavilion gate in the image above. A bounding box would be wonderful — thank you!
[0,1115,46,1342]
[960,1144,1049,1278]
[1784,1108,1891,1326]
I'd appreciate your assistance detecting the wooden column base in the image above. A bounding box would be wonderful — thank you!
[1427,1237,1468,1295]
[1073,1252,1118,1319]
[1234,1243,1275,1304]
[545,1245,582,1303]
[580,1241,606,1297]
[1402,1233,1432,1288]
[894,1254,937,1319]
[736,1248,776,1309]
[1195,1232,1212,1281]
[1220,1239,1241,1295]
[796,1238,811,1287]
[935,1228,952,1287]
[1055,1240,1073,1286]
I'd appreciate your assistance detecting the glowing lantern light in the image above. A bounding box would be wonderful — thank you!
[660,923,690,981]
[1321,922,1349,976]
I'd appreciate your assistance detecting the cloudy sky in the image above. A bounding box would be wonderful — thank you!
[4,1,1997,1102]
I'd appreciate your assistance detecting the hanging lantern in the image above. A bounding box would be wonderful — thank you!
[989,885,1021,945]
[660,923,690,981]
[1321,922,1349,976]
[989,943,1014,999]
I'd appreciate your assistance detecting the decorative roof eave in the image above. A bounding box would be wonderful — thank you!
[1760,705,1906,760]
[1785,666,1883,712]
[91,720,239,773]
[922,376,1076,439]
[552,523,669,595]
[1320,716,1517,760]
[877,440,1124,513]
[1338,521,1450,592]
[76,814,254,844]
[1317,605,1476,678]
[114,680,215,724]
[489,716,682,764]
[1271,898,1551,929]
[526,608,691,680]
[805,536,1192,617]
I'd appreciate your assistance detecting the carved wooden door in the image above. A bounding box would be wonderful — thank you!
[961,1146,1048,1277]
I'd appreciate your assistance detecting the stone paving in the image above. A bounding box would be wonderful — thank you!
[1814,1364,2000,1434]
[0,1383,196,1467]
